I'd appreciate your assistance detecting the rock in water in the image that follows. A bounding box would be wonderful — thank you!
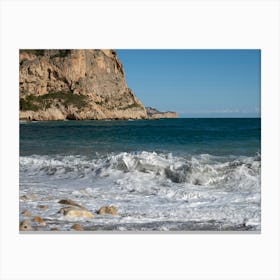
[20,220,33,231]
[97,205,118,216]
[20,194,37,200]
[50,227,60,231]
[19,49,147,121]
[33,216,46,226]
[33,216,44,223]
[71,224,84,231]
[21,210,32,216]
[59,207,94,219]
[58,199,86,209]
[37,205,48,210]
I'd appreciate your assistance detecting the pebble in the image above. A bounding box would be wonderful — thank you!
[20,220,33,231]
[38,205,48,210]
[21,210,32,216]
[20,194,37,201]
[50,227,60,231]
[71,224,84,231]
[33,216,46,226]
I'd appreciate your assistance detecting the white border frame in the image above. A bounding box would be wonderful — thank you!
[1,0,279,279]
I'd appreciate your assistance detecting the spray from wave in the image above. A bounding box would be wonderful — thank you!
[20,151,260,188]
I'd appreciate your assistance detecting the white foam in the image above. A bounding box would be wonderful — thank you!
[19,151,261,230]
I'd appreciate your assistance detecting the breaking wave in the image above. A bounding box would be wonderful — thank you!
[20,151,260,191]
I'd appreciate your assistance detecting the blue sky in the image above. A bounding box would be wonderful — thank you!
[117,50,261,118]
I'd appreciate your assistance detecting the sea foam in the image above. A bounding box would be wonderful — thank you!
[19,151,261,231]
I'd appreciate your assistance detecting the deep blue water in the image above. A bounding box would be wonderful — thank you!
[20,118,261,157]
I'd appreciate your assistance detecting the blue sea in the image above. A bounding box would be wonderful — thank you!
[20,118,261,231]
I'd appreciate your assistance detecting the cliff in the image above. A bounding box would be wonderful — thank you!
[146,107,178,119]
[19,49,148,120]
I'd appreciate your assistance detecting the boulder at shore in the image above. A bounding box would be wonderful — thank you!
[59,207,94,219]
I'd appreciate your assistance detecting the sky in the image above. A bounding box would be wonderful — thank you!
[117,50,261,118]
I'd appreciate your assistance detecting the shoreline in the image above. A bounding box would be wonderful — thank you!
[20,117,261,122]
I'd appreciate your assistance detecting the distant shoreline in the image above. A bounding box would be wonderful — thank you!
[20,116,261,123]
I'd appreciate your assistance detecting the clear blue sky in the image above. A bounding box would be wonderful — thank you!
[117,50,260,118]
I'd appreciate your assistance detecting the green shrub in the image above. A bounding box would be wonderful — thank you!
[20,92,88,111]
[20,49,45,56]
[50,50,71,59]
[20,98,40,111]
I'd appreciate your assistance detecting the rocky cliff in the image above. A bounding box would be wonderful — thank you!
[146,107,178,119]
[19,49,148,120]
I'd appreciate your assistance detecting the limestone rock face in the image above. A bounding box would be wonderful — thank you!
[146,107,178,119]
[19,49,148,120]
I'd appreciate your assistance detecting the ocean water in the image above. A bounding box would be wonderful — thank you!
[20,118,261,231]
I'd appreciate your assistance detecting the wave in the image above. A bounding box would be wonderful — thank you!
[19,151,261,231]
[20,151,260,191]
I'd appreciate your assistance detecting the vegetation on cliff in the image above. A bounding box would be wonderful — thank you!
[20,92,88,111]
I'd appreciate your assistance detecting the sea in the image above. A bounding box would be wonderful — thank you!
[19,118,261,231]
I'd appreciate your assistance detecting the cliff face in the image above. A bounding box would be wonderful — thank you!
[19,49,147,120]
[146,107,178,119]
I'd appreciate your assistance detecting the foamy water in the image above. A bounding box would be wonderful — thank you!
[19,151,261,231]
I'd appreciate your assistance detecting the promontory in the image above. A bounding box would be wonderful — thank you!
[19,49,178,121]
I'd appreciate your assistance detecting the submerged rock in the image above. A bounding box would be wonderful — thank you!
[21,210,32,216]
[33,216,44,223]
[20,220,34,231]
[50,227,60,231]
[59,207,94,219]
[58,199,86,209]
[97,205,118,216]
[40,196,55,201]
[71,224,84,231]
[20,194,37,201]
[37,205,48,210]
[33,216,46,226]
